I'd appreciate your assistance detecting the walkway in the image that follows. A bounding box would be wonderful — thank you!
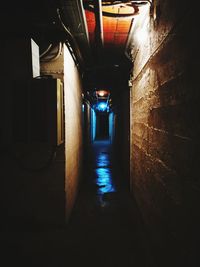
[2,140,154,267]
[65,140,154,267]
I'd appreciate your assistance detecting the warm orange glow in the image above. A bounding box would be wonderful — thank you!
[85,10,96,44]
[84,3,133,48]
[102,4,135,15]
[96,90,110,97]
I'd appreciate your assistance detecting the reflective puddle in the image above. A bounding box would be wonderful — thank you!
[93,141,117,206]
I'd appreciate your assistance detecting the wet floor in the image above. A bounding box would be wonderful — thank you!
[1,140,154,267]
[65,140,154,267]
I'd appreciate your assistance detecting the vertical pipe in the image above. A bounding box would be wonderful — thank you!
[93,0,104,51]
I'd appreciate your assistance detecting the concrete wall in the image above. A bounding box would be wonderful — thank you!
[130,1,200,265]
[63,45,83,220]
[41,45,83,221]
[41,43,84,221]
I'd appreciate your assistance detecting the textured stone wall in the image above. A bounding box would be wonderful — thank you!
[130,1,200,265]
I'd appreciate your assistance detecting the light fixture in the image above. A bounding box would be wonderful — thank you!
[96,90,110,97]
[95,101,109,112]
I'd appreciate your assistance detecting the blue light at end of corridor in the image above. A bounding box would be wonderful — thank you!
[95,102,109,112]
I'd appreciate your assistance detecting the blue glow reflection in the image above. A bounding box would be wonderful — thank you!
[96,153,109,167]
[91,108,96,142]
[95,168,116,194]
[95,150,116,195]
[109,112,115,143]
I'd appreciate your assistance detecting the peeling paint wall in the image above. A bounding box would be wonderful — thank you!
[130,1,200,265]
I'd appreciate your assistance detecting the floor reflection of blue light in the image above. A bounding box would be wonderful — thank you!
[96,153,109,167]
[93,141,117,206]
[95,167,116,195]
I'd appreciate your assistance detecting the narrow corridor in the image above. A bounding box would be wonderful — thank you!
[0,2,200,267]
[66,139,153,266]
[1,140,153,267]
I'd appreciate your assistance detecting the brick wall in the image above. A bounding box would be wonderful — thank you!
[130,1,200,265]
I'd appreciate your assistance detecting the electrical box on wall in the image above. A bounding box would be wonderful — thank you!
[12,78,64,146]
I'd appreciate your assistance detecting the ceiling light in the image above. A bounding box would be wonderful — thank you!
[96,90,109,97]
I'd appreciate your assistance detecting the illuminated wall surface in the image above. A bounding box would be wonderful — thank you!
[109,112,115,143]
[130,1,200,264]
[91,108,96,142]
[64,45,83,220]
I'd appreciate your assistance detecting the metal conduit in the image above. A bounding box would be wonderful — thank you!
[94,0,104,50]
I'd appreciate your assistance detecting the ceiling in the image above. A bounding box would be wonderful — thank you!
[61,0,151,92]
[0,0,151,104]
